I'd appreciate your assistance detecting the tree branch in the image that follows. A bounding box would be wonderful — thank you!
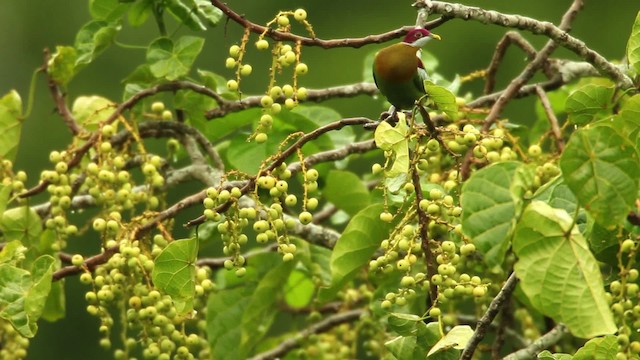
[414,0,633,89]
[205,82,378,119]
[247,309,364,360]
[502,323,569,360]
[535,85,565,152]
[211,0,447,49]
[43,49,84,136]
[460,272,519,360]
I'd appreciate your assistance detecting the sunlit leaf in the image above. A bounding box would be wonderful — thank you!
[151,237,199,314]
[0,90,24,162]
[47,46,77,86]
[128,0,153,26]
[193,0,223,26]
[565,84,614,125]
[284,269,314,308]
[89,0,129,21]
[71,95,115,130]
[147,36,205,80]
[1,207,42,246]
[374,114,409,177]
[627,11,640,74]
[424,80,458,119]
[427,325,473,357]
[206,286,252,360]
[573,335,618,360]
[513,201,616,338]
[166,0,206,31]
[560,125,639,227]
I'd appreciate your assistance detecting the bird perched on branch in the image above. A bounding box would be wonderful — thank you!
[373,28,441,116]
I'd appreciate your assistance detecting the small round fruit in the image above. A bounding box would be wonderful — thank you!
[260,95,274,108]
[472,286,486,297]
[295,63,308,75]
[229,45,241,58]
[299,211,313,225]
[256,39,269,50]
[528,144,542,157]
[151,101,165,113]
[306,169,319,181]
[277,15,290,27]
[161,110,172,120]
[227,79,238,91]
[260,114,273,127]
[294,9,307,21]
[240,64,252,76]
[379,211,393,223]
[71,254,84,267]
[255,132,268,143]
[225,57,236,69]
[296,87,308,100]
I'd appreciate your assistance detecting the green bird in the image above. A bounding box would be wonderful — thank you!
[373,28,441,113]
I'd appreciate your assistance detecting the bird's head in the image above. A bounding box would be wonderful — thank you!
[402,28,441,48]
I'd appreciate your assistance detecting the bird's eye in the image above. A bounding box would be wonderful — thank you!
[415,32,423,38]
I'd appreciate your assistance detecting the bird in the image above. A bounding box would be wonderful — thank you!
[372,28,441,116]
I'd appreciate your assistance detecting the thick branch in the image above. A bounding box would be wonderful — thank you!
[206,82,378,119]
[460,272,519,360]
[247,309,364,360]
[502,323,569,360]
[414,1,633,89]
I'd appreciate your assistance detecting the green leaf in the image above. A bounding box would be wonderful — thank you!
[193,0,223,26]
[318,204,392,302]
[147,36,205,81]
[151,237,199,314]
[284,269,314,308]
[241,260,295,350]
[533,176,587,232]
[573,335,618,360]
[616,94,640,148]
[71,95,115,131]
[627,11,640,75]
[537,351,573,360]
[206,286,252,360]
[427,325,472,357]
[0,240,27,264]
[374,115,409,177]
[89,0,129,21]
[0,254,55,338]
[0,90,24,162]
[423,80,458,119]
[559,125,640,227]
[513,201,616,338]
[41,280,65,322]
[385,335,425,360]
[166,0,206,31]
[74,20,120,68]
[565,84,614,125]
[128,0,153,26]
[460,162,522,267]
[47,46,77,86]
[388,313,424,336]
[324,170,371,216]
[293,106,354,162]
[1,207,42,246]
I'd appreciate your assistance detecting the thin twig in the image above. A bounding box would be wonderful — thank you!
[484,32,538,94]
[460,272,519,360]
[534,85,565,152]
[211,0,447,49]
[502,323,569,360]
[43,49,84,136]
[247,309,364,360]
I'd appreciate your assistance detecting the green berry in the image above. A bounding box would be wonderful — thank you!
[296,87,308,100]
[93,218,106,232]
[379,211,393,222]
[294,9,307,21]
[72,254,84,267]
[260,95,274,108]
[227,79,239,91]
[299,211,313,225]
[277,15,290,27]
[295,63,308,75]
[225,57,236,69]
[255,132,268,143]
[306,168,319,181]
[229,44,241,58]
[528,144,542,157]
[240,64,252,76]
[256,39,269,50]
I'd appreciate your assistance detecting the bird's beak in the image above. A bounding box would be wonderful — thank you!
[430,33,442,41]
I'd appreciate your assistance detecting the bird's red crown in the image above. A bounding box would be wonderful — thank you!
[402,28,433,44]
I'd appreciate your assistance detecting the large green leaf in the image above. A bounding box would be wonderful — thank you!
[128,0,153,27]
[193,0,223,26]
[533,176,587,232]
[147,36,205,81]
[427,325,473,357]
[0,90,24,162]
[559,125,639,227]
[461,161,522,267]
[241,260,295,350]
[71,95,115,131]
[513,201,616,338]
[324,170,371,216]
[206,286,252,360]
[74,20,120,68]
[318,204,392,302]
[0,254,55,338]
[423,81,458,119]
[565,84,615,125]
[284,268,314,308]
[151,237,199,314]
[573,335,618,360]
[616,94,640,149]
[1,207,42,245]
[627,11,640,75]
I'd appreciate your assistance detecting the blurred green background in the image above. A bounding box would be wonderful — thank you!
[0,1,637,358]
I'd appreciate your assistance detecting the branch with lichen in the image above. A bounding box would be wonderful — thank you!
[414,0,633,89]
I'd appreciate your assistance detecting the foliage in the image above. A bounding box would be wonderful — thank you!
[1,1,640,360]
